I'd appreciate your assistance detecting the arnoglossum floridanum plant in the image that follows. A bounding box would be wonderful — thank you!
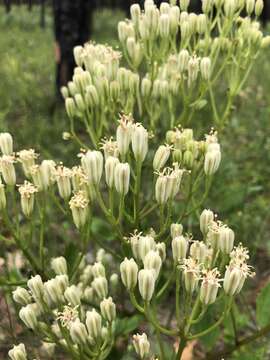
[62,0,269,149]
[0,121,255,359]
[1,1,269,359]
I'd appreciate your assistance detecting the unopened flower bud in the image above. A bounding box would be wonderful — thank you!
[65,98,76,118]
[120,258,138,290]
[27,275,44,300]
[138,269,156,302]
[183,150,194,168]
[200,209,214,235]
[188,57,200,86]
[114,162,130,196]
[91,276,108,299]
[261,35,270,48]
[86,85,99,107]
[200,57,211,80]
[130,4,141,23]
[86,309,102,341]
[202,0,212,13]
[73,45,84,66]
[81,150,103,185]
[141,78,152,98]
[180,0,190,11]
[171,223,183,238]
[12,287,32,306]
[138,235,156,261]
[224,0,237,17]
[133,333,150,359]
[143,250,162,279]
[100,297,116,322]
[116,116,133,157]
[190,241,208,263]
[64,285,82,306]
[182,258,200,293]
[204,149,221,175]
[19,304,38,329]
[110,273,119,288]
[153,145,170,171]
[0,132,13,155]
[8,344,27,360]
[224,265,244,296]
[105,156,119,188]
[51,256,67,275]
[0,182,6,210]
[44,278,64,305]
[255,0,264,16]
[160,14,170,38]
[155,176,169,204]
[54,166,72,199]
[172,236,188,262]
[0,155,16,186]
[132,124,148,163]
[246,0,255,15]
[92,262,105,277]
[218,227,235,254]
[156,242,166,261]
[200,269,220,305]
[70,319,88,345]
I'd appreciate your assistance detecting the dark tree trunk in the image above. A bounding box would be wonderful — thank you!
[40,0,46,28]
[4,0,11,13]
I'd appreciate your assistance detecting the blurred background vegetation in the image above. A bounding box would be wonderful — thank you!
[0,3,270,359]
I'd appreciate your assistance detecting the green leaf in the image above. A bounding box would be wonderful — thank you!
[115,315,144,337]
[256,282,270,327]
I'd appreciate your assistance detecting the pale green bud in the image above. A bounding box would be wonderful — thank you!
[73,46,84,66]
[120,257,138,290]
[44,278,64,305]
[126,37,142,67]
[117,68,130,90]
[143,250,162,279]
[224,0,237,17]
[218,227,235,254]
[84,287,95,302]
[92,262,106,277]
[160,2,170,14]
[67,81,79,97]
[178,49,190,73]
[118,21,128,43]
[70,319,88,345]
[200,209,214,235]
[12,287,32,306]
[91,276,108,299]
[172,236,188,262]
[19,304,38,329]
[145,5,159,37]
[0,155,16,186]
[105,156,119,188]
[141,78,152,99]
[65,98,76,118]
[180,0,190,11]
[51,257,67,275]
[255,0,264,16]
[200,57,211,80]
[85,85,99,108]
[138,269,156,301]
[8,344,27,360]
[190,241,208,263]
[109,81,120,101]
[173,149,182,163]
[100,297,116,322]
[138,235,156,261]
[153,145,171,171]
[202,0,213,13]
[132,124,148,162]
[171,223,183,238]
[110,273,119,288]
[204,149,221,175]
[116,119,133,158]
[155,176,170,204]
[188,57,200,86]
[0,132,13,155]
[74,93,85,113]
[64,285,82,306]
[180,20,191,41]
[197,14,207,34]
[169,6,180,34]
[114,162,130,196]
[40,342,56,358]
[54,166,72,199]
[224,265,244,295]
[183,150,194,168]
[246,0,255,15]
[86,309,102,341]
[200,277,219,305]
[27,275,44,300]
[130,4,141,24]
[55,275,69,293]
[129,73,140,94]
[133,333,150,359]
[81,150,103,185]
[188,13,198,34]
[160,14,170,38]
[0,182,6,210]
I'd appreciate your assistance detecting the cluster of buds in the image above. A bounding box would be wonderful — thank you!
[11,252,118,359]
